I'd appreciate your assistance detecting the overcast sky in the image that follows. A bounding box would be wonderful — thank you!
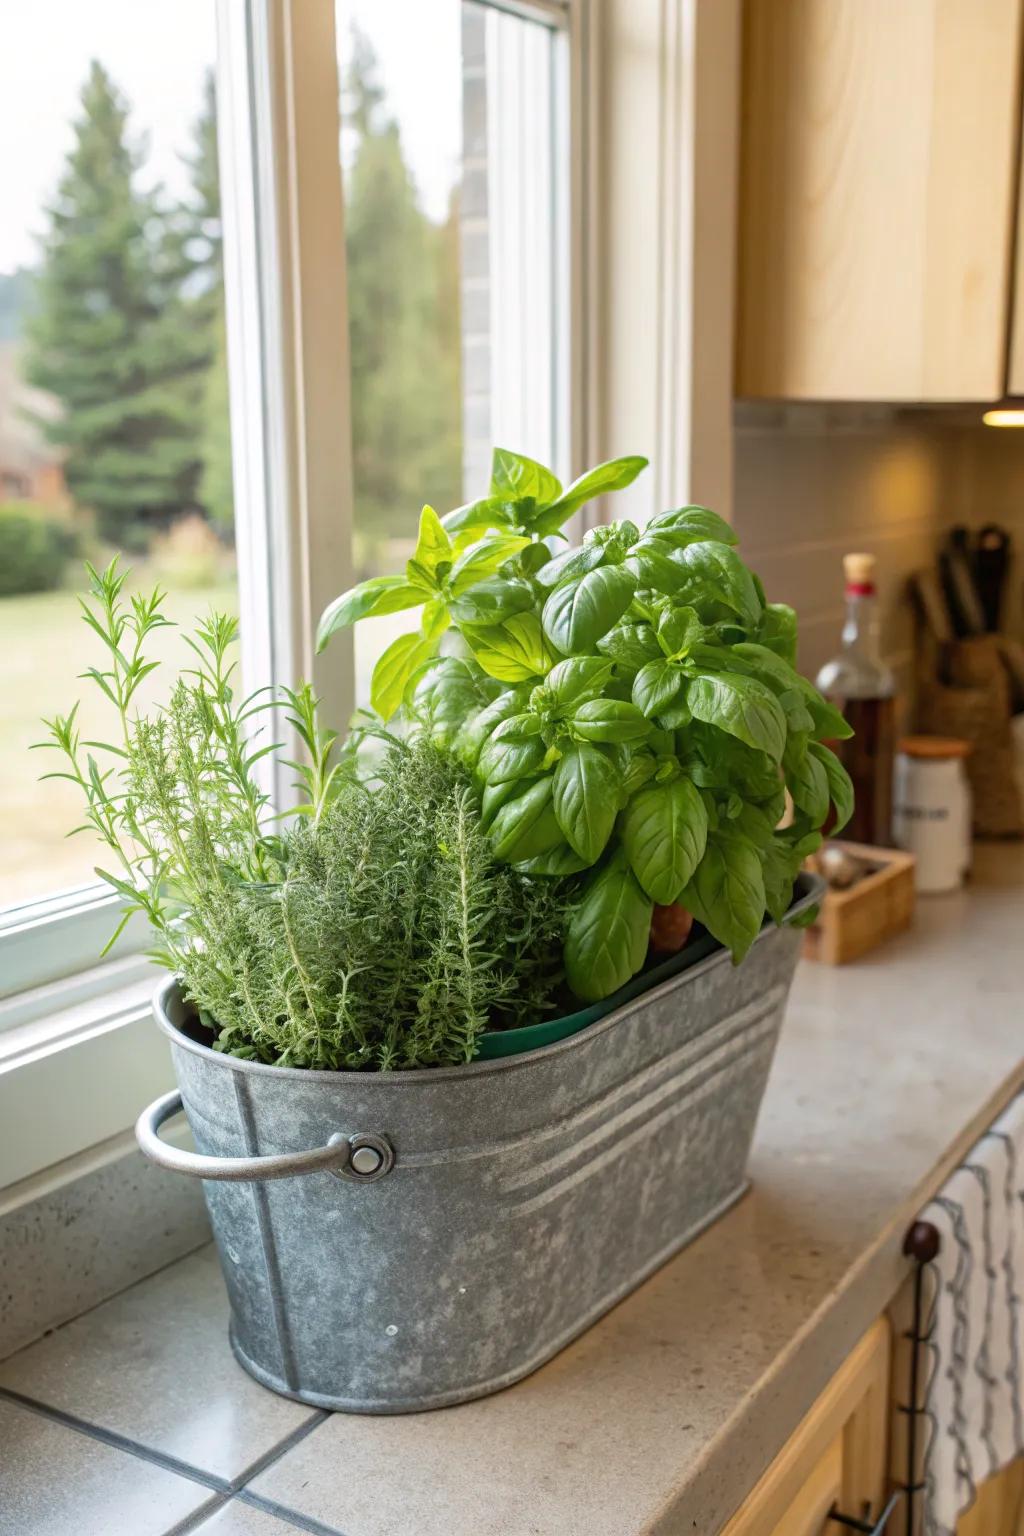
[0,0,462,275]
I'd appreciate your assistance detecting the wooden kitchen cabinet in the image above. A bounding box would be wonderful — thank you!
[722,1319,891,1536]
[737,0,1024,402]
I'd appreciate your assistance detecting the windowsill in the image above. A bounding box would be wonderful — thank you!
[0,955,174,1188]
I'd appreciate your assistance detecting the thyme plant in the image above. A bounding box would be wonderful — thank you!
[40,561,567,1070]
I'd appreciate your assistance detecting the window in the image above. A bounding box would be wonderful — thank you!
[336,0,571,702]
[0,0,580,1184]
[0,1,237,917]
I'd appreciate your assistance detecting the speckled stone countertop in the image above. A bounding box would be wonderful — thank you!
[247,845,1024,1536]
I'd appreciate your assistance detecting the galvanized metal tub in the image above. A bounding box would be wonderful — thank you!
[136,876,818,1414]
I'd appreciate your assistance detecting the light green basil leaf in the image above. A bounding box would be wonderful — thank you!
[807,693,854,742]
[687,672,787,762]
[809,741,855,832]
[542,564,637,655]
[553,743,621,862]
[670,542,762,626]
[408,505,452,578]
[632,658,682,718]
[490,447,563,506]
[316,576,425,652]
[464,612,555,681]
[564,850,653,1002]
[646,506,738,547]
[448,533,532,593]
[481,773,539,830]
[420,598,450,644]
[441,495,519,538]
[622,777,708,905]
[571,697,651,744]
[370,631,438,721]
[531,455,649,534]
[448,575,535,626]
[682,832,766,963]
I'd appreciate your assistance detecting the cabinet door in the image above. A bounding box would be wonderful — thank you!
[723,1318,891,1536]
[957,1457,1024,1534]
[737,0,1024,402]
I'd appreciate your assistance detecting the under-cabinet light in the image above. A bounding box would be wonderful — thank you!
[982,408,1024,427]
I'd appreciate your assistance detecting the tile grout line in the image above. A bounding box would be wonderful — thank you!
[231,1407,330,1490]
[0,1383,230,1494]
[235,1488,353,1536]
[160,1491,230,1536]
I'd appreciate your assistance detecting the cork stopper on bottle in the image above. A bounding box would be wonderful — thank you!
[843,552,876,595]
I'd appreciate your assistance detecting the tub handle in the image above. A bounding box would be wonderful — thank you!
[135,1090,395,1183]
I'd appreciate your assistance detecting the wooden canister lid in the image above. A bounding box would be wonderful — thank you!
[898,735,971,760]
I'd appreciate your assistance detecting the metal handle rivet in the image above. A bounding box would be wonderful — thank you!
[351,1145,384,1176]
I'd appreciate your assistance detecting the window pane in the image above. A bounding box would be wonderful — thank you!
[0,1,237,906]
[335,0,568,704]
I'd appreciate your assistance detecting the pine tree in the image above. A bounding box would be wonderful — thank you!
[342,29,463,555]
[187,70,235,535]
[23,63,204,547]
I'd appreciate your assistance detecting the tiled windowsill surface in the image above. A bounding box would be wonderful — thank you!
[3,846,1024,1536]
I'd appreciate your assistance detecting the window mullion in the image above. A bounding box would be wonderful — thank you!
[216,0,354,803]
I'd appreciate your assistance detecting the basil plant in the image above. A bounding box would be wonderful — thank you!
[319,449,852,1003]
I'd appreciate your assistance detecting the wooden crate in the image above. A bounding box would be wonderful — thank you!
[802,842,916,965]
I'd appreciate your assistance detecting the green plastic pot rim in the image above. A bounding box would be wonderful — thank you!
[153,874,822,1084]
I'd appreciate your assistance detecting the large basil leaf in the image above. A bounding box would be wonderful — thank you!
[564,851,653,1001]
[489,776,566,863]
[687,672,787,762]
[513,844,590,877]
[490,447,562,506]
[622,777,708,904]
[370,631,437,721]
[597,622,662,670]
[545,657,615,711]
[757,603,798,665]
[448,575,535,626]
[441,495,519,539]
[571,698,651,744]
[809,741,854,831]
[535,542,606,589]
[464,613,555,681]
[542,564,637,655]
[632,658,682,718]
[481,773,538,830]
[761,836,800,926]
[452,687,528,769]
[682,832,765,962]
[478,713,548,785]
[316,576,425,652]
[532,456,649,534]
[553,743,621,861]
[785,744,829,824]
[670,542,762,626]
[409,658,501,745]
[646,506,737,547]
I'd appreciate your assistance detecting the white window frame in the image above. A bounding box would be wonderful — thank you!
[0,0,594,1191]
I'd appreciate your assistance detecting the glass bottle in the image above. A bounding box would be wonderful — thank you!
[815,553,896,845]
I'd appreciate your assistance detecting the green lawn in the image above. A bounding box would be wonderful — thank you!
[0,575,237,907]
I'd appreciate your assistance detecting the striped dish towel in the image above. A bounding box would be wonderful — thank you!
[918,1089,1024,1534]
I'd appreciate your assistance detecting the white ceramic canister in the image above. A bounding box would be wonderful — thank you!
[892,736,972,893]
